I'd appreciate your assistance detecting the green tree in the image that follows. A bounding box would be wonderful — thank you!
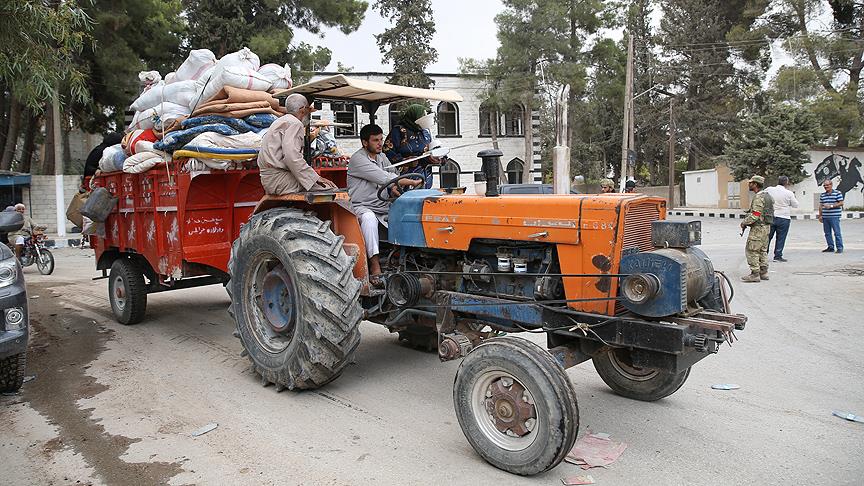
[724,103,821,183]
[374,0,438,88]
[657,0,758,171]
[756,1,864,146]
[183,0,367,75]
[0,1,92,171]
[69,0,186,133]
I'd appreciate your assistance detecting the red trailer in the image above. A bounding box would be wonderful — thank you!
[90,159,351,324]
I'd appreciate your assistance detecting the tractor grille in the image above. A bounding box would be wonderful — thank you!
[621,201,660,253]
[616,201,661,315]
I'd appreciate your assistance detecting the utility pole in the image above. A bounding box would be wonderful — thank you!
[619,34,634,192]
[52,86,66,238]
[668,98,676,208]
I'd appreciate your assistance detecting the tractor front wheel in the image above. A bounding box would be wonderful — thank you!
[592,347,690,401]
[453,336,579,476]
[228,208,362,390]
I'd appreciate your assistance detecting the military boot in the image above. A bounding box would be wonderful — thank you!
[760,266,769,280]
[741,271,761,283]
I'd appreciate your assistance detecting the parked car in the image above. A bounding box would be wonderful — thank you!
[0,242,28,393]
[499,183,579,194]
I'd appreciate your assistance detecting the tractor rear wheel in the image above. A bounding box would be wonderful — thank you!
[453,336,579,476]
[228,208,362,390]
[592,347,690,401]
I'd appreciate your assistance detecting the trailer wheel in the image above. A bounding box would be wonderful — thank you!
[592,348,690,401]
[109,259,147,325]
[0,352,26,393]
[228,208,362,390]
[453,336,578,476]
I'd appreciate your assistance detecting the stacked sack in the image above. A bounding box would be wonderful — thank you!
[121,47,292,173]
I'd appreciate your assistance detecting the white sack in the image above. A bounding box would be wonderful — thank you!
[128,108,158,132]
[164,72,177,84]
[175,49,216,81]
[138,70,162,88]
[130,80,198,112]
[217,47,260,71]
[257,63,292,90]
[152,102,191,128]
[197,65,272,105]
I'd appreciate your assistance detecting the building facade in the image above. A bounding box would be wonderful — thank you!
[309,72,541,191]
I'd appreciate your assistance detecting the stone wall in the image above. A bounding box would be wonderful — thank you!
[21,175,82,234]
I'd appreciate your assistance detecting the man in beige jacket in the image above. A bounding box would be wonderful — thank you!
[258,93,337,194]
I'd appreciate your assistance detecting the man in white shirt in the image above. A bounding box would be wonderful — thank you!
[765,175,799,262]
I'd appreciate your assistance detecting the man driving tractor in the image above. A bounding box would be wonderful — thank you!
[347,124,423,281]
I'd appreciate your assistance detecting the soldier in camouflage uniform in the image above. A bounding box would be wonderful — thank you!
[740,175,774,282]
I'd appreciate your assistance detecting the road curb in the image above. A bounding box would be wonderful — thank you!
[668,210,864,220]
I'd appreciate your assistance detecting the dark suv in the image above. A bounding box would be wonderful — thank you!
[0,242,28,393]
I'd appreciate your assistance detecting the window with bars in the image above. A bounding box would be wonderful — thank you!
[503,106,524,136]
[331,102,357,137]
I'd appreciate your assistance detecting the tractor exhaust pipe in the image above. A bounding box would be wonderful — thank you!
[477,149,503,197]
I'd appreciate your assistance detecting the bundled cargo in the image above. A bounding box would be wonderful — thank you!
[175,49,217,82]
[258,63,292,90]
[130,80,198,112]
[98,144,126,172]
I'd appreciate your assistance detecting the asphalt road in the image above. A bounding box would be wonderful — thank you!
[1,216,862,485]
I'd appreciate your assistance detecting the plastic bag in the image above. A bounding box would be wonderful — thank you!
[98,144,126,172]
[130,80,198,112]
[176,49,217,81]
[257,63,292,90]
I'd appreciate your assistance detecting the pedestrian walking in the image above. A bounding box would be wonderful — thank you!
[765,175,799,262]
[818,179,844,253]
[741,175,774,283]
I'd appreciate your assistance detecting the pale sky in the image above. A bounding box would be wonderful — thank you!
[292,0,504,73]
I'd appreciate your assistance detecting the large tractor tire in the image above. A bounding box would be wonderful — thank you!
[109,259,148,325]
[228,208,362,390]
[592,347,690,402]
[453,336,579,476]
[0,352,26,393]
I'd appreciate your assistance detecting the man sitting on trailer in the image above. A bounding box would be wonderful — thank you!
[258,93,338,194]
[348,124,423,281]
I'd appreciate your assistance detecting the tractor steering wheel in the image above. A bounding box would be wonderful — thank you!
[377,174,425,202]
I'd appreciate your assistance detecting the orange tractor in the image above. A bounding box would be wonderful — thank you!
[93,76,745,476]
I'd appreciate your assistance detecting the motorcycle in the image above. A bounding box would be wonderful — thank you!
[18,228,54,275]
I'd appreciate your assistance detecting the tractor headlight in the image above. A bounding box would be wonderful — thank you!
[0,259,18,288]
[620,273,660,305]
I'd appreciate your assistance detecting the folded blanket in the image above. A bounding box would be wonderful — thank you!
[154,124,240,152]
[244,113,278,128]
[181,115,259,133]
[197,86,279,111]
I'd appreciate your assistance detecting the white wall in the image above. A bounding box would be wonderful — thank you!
[21,175,81,234]
[794,149,864,212]
[309,73,534,194]
[683,169,720,207]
